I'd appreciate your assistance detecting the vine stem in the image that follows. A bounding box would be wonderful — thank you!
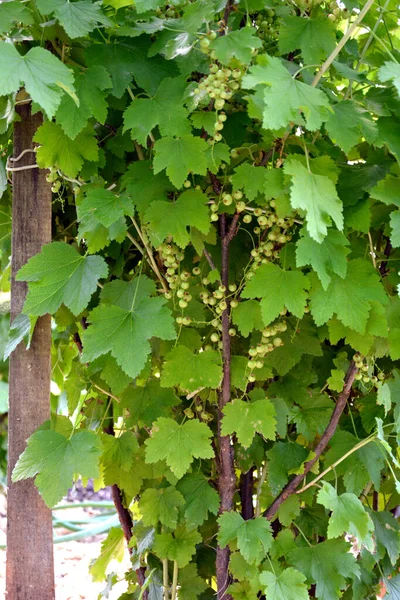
[297,434,376,495]
[130,217,168,293]
[312,0,376,88]
[171,561,179,600]
[163,559,169,599]
[264,361,358,521]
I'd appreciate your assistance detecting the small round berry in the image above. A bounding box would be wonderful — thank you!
[179,299,188,308]
[183,179,191,188]
[192,267,201,275]
[273,337,283,347]
[211,213,219,222]
[228,328,236,337]
[243,214,252,224]
[211,332,219,343]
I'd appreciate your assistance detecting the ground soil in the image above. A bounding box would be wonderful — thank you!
[0,482,131,600]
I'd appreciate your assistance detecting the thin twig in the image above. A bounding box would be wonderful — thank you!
[203,247,217,272]
[130,217,168,293]
[264,361,358,521]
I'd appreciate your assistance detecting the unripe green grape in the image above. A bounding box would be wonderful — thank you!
[181,271,190,281]
[176,316,183,324]
[208,297,217,306]
[181,281,190,290]
[230,149,239,158]
[371,376,378,384]
[192,267,201,275]
[214,133,223,142]
[177,289,185,298]
[179,299,188,308]
[213,79,222,89]
[233,190,243,200]
[249,347,257,357]
[211,332,219,343]
[228,283,237,292]
[230,299,238,308]
[258,216,268,227]
[214,290,224,299]
[164,291,172,300]
[211,203,219,213]
[248,374,256,382]
[218,113,227,122]
[278,234,287,244]
[208,30,217,40]
[215,98,225,110]
[232,69,241,79]
[176,252,184,261]
[273,251,280,259]
[255,360,264,369]
[216,69,225,80]
[362,364,369,372]
[248,360,256,369]
[254,208,262,217]
[219,301,227,310]
[229,328,236,337]
[211,213,219,222]
[269,200,276,208]
[362,375,370,383]
[355,372,363,381]
[273,337,283,347]
[182,316,191,326]
[251,249,259,258]
[236,201,246,212]
[378,372,385,380]
[183,293,192,302]
[184,408,194,418]
[253,227,261,235]
[355,361,363,369]
[202,277,210,285]
[51,180,61,193]
[215,122,224,131]
[204,344,212,351]
[243,214,252,223]
[183,179,191,188]
[210,63,219,73]
[268,232,276,241]
[167,267,175,275]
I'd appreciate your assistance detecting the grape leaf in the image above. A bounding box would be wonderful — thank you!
[242,263,309,326]
[123,77,190,144]
[210,27,262,65]
[34,122,99,178]
[325,101,378,152]
[278,16,336,64]
[231,163,266,201]
[0,1,33,34]
[317,482,374,549]
[221,397,276,448]
[260,567,309,600]
[390,210,400,247]
[289,539,359,600]
[218,512,273,564]
[78,187,133,228]
[176,472,219,528]
[121,381,180,428]
[379,61,400,96]
[242,56,332,131]
[0,43,76,119]
[121,160,176,218]
[139,486,185,529]
[16,242,108,316]
[56,66,112,139]
[89,527,125,582]
[145,417,213,479]
[153,526,201,567]
[371,511,400,567]
[309,259,387,333]
[12,429,102,507]
[296,229,349,290]
[54,0,111,39]
[231,300,264,337]
[145,189,210,248]
[100,431,138,486]
[178,564,208,600]
[267,441,309,495]
[161,345,222,392]
[153,134,209,188]
[82,277,175,378]
[290,392,333,442]
[370,174,400,207]
[284,157,343,243]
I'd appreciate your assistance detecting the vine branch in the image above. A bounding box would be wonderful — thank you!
[264,361,358,521]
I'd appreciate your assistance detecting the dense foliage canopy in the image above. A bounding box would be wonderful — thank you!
[1,0,400,598]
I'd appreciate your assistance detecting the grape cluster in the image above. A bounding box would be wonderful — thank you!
[155,4,182,19]
[353,353,385,386]
[193,64,242,139]
[327,1,349,21]
[46,168,62,194]
[255,9,277,40]
[246,315,287,382]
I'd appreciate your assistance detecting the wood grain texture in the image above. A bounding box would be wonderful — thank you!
[6,103,55,600]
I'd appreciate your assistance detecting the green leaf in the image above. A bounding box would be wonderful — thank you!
[291,392,333,442]
[309,259,387,333]
[56,66,112,139]
[0,1,33,34]
[16,242,108,316]
[267,441,309,495]
[296,229,349,290]
[218,512,273,564]
[4,313,35,359]
[54,0,111,39]
[0,42,76,119]
[123,77,190,144]
[384,573,400,599]
[178,564,208,600]
[390,210,400,247]
[242,262,309,326]
[161,345,222,392]
[34,122,98,178]
[89,527,125,582]
[221,397,276,448]
[145,189,210,248]
[278,16,336,64]
[210,27,262,65]
[379,61,400,96]
[284,158,343,243]
[139,486,185,529]
[145,417,213,479]
[317,482,374,549]
[153,526,201,567]
[12,429,102,507]
[82,277,175,378]
[371,511,400,567]
[242,56,332,131]
[153,135,209,188]
[231,163,266,201]
[121,160,176,218]
[325,101,378,152]
[121,381,180,428]
[177,472,219,528]
[370,174,400,207]
[100,431,138,486]
[231,300,264,337]
[260,567,310,600]
[78,187,133,228]
[289,539,359,600]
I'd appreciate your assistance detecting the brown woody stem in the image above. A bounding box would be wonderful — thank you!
[264,361,358,521]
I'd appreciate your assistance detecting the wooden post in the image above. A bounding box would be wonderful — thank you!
[6,102,55,599]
